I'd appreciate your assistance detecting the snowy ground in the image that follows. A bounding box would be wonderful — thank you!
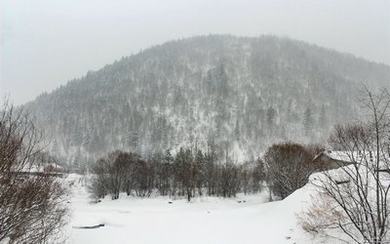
[64,174,340,244]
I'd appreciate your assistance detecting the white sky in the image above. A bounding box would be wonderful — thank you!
[1,0,389,105]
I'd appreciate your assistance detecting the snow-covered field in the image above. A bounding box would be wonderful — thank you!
[64,174,338,244]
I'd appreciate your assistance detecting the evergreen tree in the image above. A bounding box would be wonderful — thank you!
[266,107,277,134]
[234,119,240,141]
[318,105,328,129]
[303,107,314,137]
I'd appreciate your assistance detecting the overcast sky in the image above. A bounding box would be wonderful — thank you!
[1,0,389,105]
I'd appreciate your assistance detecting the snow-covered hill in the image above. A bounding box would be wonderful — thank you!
[25,35,390,166]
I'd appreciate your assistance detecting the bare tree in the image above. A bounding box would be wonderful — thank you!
[90,151,131,199]
[263,142,318,199]
[0,101,67,243]
[89,146,266,201]
[304,88,390,244]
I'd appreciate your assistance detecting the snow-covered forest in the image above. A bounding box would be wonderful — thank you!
[25,35,390,169]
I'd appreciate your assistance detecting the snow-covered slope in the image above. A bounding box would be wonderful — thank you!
[64,174,344,244]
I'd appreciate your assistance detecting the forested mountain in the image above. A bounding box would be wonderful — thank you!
[25,35,390,167]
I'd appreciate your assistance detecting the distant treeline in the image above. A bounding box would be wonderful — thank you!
[90,147,265,201]
[89,143,323,201]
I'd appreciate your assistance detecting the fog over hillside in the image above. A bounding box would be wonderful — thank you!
[25,35,390,167]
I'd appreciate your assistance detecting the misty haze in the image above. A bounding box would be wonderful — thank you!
[1,1,390,244]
